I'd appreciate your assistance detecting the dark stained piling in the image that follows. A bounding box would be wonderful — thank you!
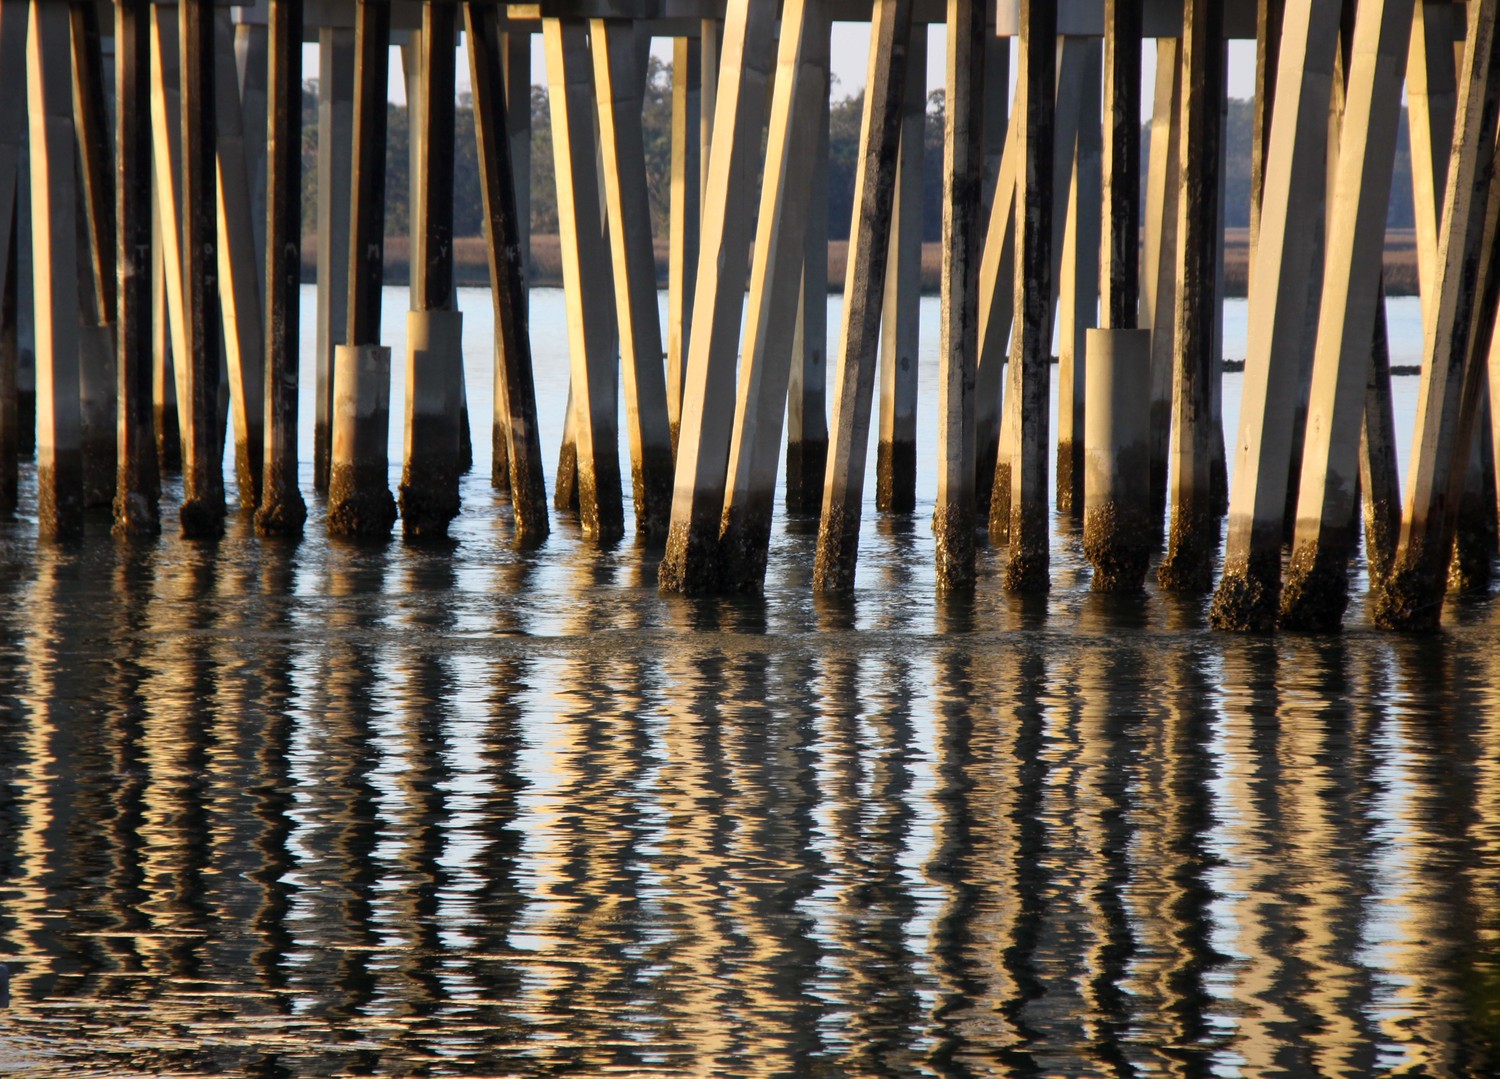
[785,65,830,519]
[1100,0,1142,333]
[28,1,85,540]
[489,29,530,494]
[875,20,924,516]
[467,3,547,544]
[151,245,180,474]
[1156,0,1223,593]
[1375,0,1500,631]
[1359,288,1400,581]
[399,2,464,541]
[1211,0,1340,630]
[997,0,1055,593]
[666,34,700,457]
[114,0,160,536]
[255,0,306,538]
[1448,398,1496,594]
[932,0,986,592]
[328,0,397,540]
[1249,0,1285,272]
[1141,37,1180,522]
[811,0,914,594]
[314,27,354,495]
[1083,328,1152,591]
[972,121,1015,526]
[0,204,16,516]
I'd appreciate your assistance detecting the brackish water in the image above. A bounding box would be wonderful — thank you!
[0,290,1497,1077]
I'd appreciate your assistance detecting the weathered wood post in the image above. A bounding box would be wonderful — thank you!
[1210,0,1340,630]
[314,25,354,495]
[933,0,987,592]
[467,3,548,545]
[328,0,397,539]
[399,1,466,540]
[876,21,925,516]
[1155,0,1223,593]
[114,0,160,536]
[658,0,776,592]
[812,0,915,594]
[1375,0,1500,631]
[1275,0,1413,631]
[255,0,306,537]
[667,34,700,455]
[997,0,1056,592]
[1083,328,1151,590]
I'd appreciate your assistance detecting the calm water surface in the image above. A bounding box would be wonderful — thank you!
[0,290,1497,1077]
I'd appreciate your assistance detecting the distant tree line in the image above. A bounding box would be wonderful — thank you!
[299,62,1417,243]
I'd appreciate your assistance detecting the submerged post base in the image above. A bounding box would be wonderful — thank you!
[399,310,465,540]
[329,343,395,540]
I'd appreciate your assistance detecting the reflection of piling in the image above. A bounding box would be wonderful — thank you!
[1083,329,1151,592]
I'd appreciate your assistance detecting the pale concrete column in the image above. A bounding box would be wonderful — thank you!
[972,120,1015,522]
[314,26,354,494]
[151,226,180,472]
[235,19,270,293]
[1375,0,1500,631]
[979,31,1009,221]
[27,0,84,539]
[1249,0,1285,276]
[811,0,917,594]
[1271,0,1412,631]
[933,0,988,591]
[544,18,623,543]
[490,28,531,493]
[1208,0,1340,630]
[1056,37,1102,518]
[997,0,1057,592]
[1155,0,1223,593]
[1140,36,1181,521]
[657,0,776,592]
[876,21,925,516]
[716,0,830,591]
[1083,328,1151,590]
[667,34,701,454]
[592,17,674,539]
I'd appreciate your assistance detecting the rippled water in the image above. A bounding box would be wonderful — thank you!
[0,290,1497,1076]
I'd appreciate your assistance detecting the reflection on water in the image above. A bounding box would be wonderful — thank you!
[1,473,1498,1078]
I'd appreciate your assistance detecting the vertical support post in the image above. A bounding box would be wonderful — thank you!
[933,0,987,591]
[328,0,397,538]
[236,18,270,294]
[876,21,925,515]
[488,30,530,493]
[811,0,915,594]
[1141,37,1181,520]
[658,0,776,591]
[1083,328,1151,589]
[1100,0,1142,332]
[667,34,701,453]
[29,0,84,539]
[315,26,355,494]
[255,0,306,536]
[115,0,159,535]
[151,216,180,472]
[997,0,1057,592]
[400,1,465,540]
[1155,0,1223,592]
[592,17,674,538]
[1361,286,1400,580]
[972,120,1016,521]
[179,0,226,537]
[717,0,830,590]
[1209,0,1341,629]
[1250,0,1286,273]
[1375,0,1500,630]
[0,1,24,512]
[468,3,547,544]
[785,27,829,518]
[980,31,1010,220]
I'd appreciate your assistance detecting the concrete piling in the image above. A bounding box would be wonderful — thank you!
[785,81,830,521]
[1141,37,1181,521]
[489,29,530,494]
[314,26,354,495]
[667,35,700,456]
[0,0,22,513]
[1083,328,1152,591]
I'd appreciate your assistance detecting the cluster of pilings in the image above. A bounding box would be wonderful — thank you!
[4,0,1500,633]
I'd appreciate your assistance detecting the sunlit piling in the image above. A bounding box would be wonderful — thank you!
[313,26,353,495]
[1084,328,1151,591]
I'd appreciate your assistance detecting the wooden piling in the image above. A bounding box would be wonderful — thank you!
[314,26,354,495]
[933,0,987,592]
[667,35,701,454]
[28,0,85,539]
[328,0,397,539]
[1276,0,1413,631]
[659,0,776,592]
[1141,37,1181,520]
[1083,328,1151,590]
[876,21,925,516]
[1375,0,1500,631]
[1210,0,1340,630]
[1155,0,1223,593]
[255,0,306,538]
[467,4,548,545]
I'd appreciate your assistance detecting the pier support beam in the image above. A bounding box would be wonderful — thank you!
[489,29,529,493]
[933,0,987,591]
[1210,0,1340,630]
[468,4,547,544]
[973,119,1015,522]
[659,0,776,592]
[1156,0,1223,593]
[1100,0,1142,332]
[666,34,700,454]
[1141,36,1181,520]
[1375,0,1500,630]
[1084,328,1152,590]
[314,27,354,494]
[114,0,159,536]
[328,0,396,539]
[399,2,464,540]
[28,0,84,539]
[812,0,915,594]
[256,0,306,537]
[1275,0,1413,631]
[0,1,22,515]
